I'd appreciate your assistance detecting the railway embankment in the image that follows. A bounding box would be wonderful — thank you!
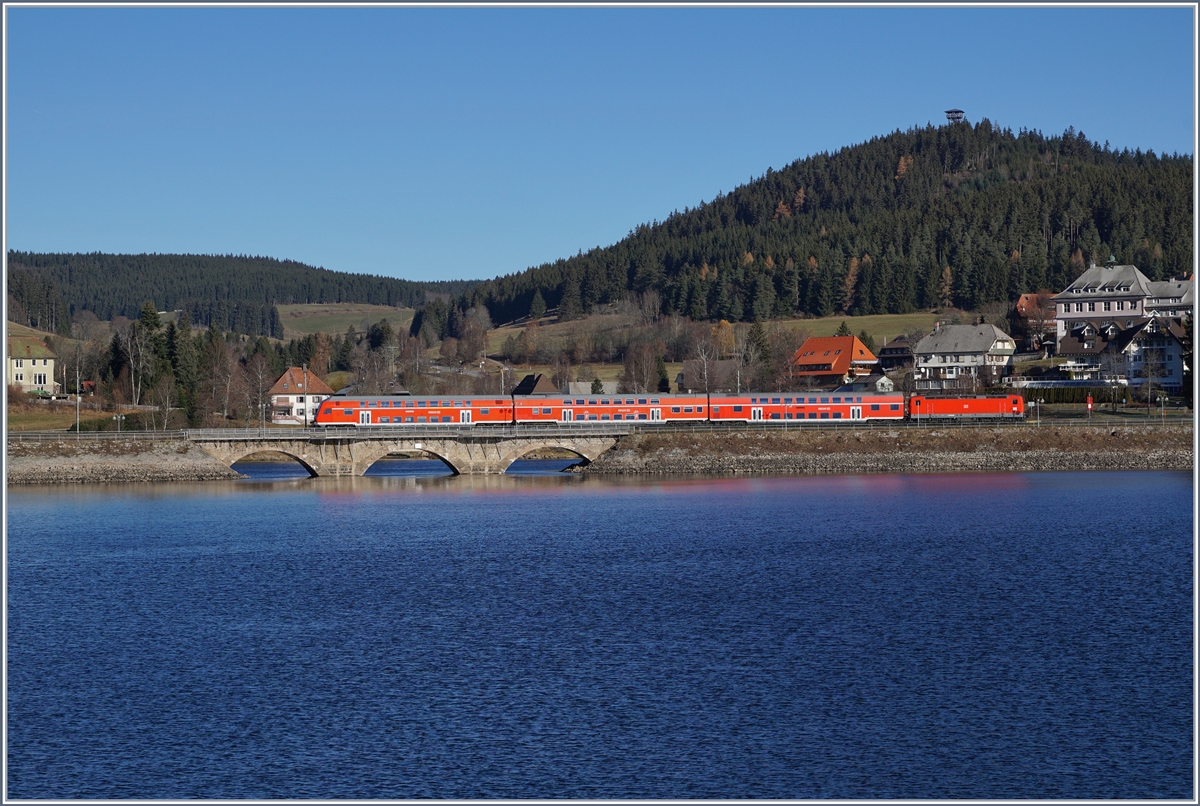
[582,424,1194,476]
[6,438,244,484]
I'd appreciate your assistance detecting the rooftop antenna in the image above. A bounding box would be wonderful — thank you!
[945,108,965,123]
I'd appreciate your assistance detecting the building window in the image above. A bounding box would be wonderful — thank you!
[33,373,46,385]
[1075,303,1083,312]
[1103,302,1111,311]
[15,359,22,368]
[1130,300,1138,310]
[1117,301,1124,311]
[1088,302,1095,312]
[15,373,23,382]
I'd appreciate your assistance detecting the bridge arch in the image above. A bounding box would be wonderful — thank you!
[227,448,319,477]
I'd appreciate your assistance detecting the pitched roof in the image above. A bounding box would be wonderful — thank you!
[269,367,335,396]
[1014,293,1055,317]
[7,337,56,360]
[512,373,560,395]
[1052,264,1155,300]
[1057,316,1186,357]
[789,335,878,377]
[914,324,1015,356]
[1145,278,1194,305]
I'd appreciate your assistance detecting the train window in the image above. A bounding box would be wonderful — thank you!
[418,401,426,407]
[870,404,880,411]
[406,401,414,407]
[465,401,472,406]
[442,416,452,422]
[343,409,353,416]
[480,409,490,415]
[454,400,462,407]
[856,397,863,403]
[697,406,704,412]
[563,400,572,405]
[832,397,840,403]
[417,416,427,423]
[890,404,900,411]
[784,398,792,404]
[671,407,681,413]
[808,413,817,419]
[820,397,829,403]
[808,397,817,403]
[542,408,552,414]
[637,414,647,420]
[380,416,391,423]
[588,415,598,421]
[614,414,623,420]
[712,406,720,413]
[405,416,414,423]
[626,399,635,404]
[576,399,585,405]
[785,413,792,420]
[733,405,743,412]
[683,407,693,413]
[601,415,610,420]
[576,414,585,420]
[770,413,781,419]
[833,413,842,419]
[650,399,660,404]
[772,398,781,404]
[601,399,610,405]
[820,413,829,419]
[588,400,597,405]
[638,398,647,405]
[360,401,367,406]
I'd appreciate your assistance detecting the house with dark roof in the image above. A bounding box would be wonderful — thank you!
[877,336,914,370]
[269,367,335,425]
[1053,262,1193,343]
[788,335,879,388]
[913,324,1016,391]
[1056,316,1188,393]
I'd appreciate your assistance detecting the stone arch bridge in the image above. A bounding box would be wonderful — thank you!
[190,425,630,476]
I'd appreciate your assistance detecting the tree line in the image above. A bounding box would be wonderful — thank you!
[448,120,1191,327]
[7,252,478,338]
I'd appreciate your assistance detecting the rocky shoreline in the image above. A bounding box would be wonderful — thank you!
[579,425,1194,476]
[6,439,245,484]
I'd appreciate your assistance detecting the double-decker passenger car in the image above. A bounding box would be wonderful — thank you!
[314,391,1025,427]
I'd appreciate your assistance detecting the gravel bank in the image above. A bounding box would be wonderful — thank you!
[581,425,1194,476]
[7,439,244,484]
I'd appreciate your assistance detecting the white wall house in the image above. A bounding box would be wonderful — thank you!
[913,324,1017,391]
[1053,262,1192,341]
[269,367,335,425]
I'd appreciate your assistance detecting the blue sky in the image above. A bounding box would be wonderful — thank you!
[5,5,1195,284]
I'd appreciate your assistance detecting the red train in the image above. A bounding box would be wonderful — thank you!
[314,392,1024,426]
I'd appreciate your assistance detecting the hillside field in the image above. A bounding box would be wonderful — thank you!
[277,304,414,339]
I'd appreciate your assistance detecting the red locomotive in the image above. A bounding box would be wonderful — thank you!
[314,391,1024,426]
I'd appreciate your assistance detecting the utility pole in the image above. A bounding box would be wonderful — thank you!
[303,363,309,428]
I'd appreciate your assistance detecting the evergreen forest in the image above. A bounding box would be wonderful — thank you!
[447,120,1192,329]
[6,252,476,338]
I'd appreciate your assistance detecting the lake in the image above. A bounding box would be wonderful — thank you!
[6,466,1193,798]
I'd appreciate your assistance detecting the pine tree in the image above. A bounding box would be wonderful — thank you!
[529,290,546,321]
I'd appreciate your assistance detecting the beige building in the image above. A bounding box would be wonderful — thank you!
[7,337,59,395]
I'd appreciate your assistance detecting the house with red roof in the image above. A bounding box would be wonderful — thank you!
[269,367,334,425]
[789,335,879,388]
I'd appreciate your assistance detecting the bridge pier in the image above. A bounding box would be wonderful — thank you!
[192,432,620,477]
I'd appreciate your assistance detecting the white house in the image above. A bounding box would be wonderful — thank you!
[1053,262,1192,341]
[913,324,1017,391]
[269,367,334,425]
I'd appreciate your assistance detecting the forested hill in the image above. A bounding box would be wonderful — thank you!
[456,120,1192,326]
[6,252,476,337]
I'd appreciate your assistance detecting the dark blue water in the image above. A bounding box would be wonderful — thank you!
[6,470,1193,798]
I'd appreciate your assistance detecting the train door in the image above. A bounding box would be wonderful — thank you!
[359,410,371,425]
[850,406,862,420]
[562,409,573,422]
[460,410,472,423]
[650,408,662,421]
[751,407,763,420]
